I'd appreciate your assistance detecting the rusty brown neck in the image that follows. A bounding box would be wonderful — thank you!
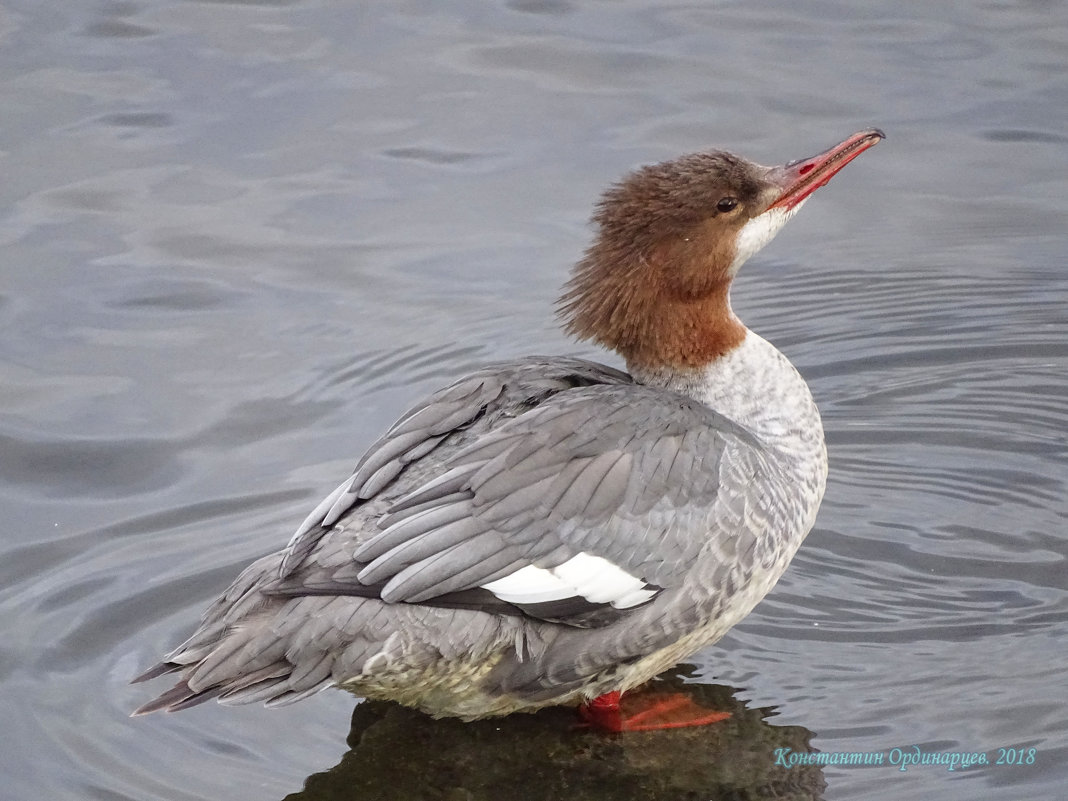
[559,253,746,371]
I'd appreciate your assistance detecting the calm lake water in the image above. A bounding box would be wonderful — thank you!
[0,1,1065,799]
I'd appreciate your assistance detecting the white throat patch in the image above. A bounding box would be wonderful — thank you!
[728,198,806,276]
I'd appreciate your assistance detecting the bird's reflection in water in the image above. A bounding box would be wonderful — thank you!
[283,668,825,801]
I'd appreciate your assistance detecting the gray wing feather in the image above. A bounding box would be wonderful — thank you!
[281,479,352,571]
[381,543,527,603]
[356,517,482,584]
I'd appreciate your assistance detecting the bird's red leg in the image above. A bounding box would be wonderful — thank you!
[577,688,730,733]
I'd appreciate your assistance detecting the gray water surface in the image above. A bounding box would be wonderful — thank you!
[1,2,1065,800]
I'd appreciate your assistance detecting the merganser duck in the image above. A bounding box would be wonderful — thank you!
[134,129,883,732]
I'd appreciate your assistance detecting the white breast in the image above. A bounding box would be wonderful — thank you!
[630,330,828,533]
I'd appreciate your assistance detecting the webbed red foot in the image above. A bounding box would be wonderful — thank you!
[577,689,730,733]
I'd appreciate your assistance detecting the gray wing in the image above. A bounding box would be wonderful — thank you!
[274,374,767,626]
[278,356,633,577]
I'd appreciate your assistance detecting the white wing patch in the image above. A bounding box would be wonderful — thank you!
[481,552,657,609]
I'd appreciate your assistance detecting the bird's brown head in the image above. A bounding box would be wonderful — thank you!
[558,129,883,371]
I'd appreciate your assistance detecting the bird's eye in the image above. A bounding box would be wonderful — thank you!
[717,197,738,213]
